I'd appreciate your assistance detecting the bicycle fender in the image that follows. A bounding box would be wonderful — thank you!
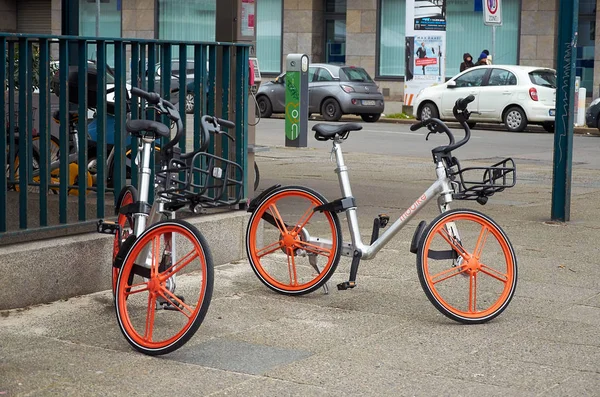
[410,220,428,254]
[247,184,281,212]
[113,235,137,269]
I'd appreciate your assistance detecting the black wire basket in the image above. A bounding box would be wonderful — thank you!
[450,157,516,200]
[155,151,244,209]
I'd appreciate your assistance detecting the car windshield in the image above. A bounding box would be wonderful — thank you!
[340,67,374,83]
[529,70,556,88]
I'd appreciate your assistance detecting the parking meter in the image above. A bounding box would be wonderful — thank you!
[285,54,309,147]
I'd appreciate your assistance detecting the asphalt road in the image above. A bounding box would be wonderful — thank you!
[253,118,600,170]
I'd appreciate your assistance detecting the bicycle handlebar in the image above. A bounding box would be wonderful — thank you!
[130,87,161,105]
[410,94,475,156]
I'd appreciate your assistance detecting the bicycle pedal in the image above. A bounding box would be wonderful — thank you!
[378,214,390,228]
[157,295,185,311]
[97,220,121,236]
[337,281,356,291]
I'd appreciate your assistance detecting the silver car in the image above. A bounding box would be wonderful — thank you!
[256,63,385,122]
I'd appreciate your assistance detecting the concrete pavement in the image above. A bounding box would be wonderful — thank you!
[2,138,600,396]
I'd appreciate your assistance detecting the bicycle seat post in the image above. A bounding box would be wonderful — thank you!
[133,136,156,236]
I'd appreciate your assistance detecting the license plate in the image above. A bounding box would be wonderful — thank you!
[362,100,376,106]
[549,109,555,116]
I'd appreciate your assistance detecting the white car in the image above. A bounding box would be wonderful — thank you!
[413,65,557,132]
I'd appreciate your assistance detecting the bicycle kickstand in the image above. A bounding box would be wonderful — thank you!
[309,255,330,294]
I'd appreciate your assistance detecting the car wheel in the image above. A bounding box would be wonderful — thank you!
[419,102,439,121]
[185,92,194,114]
[467,122,476,129]
[542,121,555,133]
[257,96,272,118]
[321,98,342,122]
[504,106,527,132]
[360,113,381,123]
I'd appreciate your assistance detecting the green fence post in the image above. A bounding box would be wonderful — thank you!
[17,37,29,229]
[96,39,106,218]
[77,40,88,220]
[0,37,6,232]
[38,38,50,226]
[58,39,69,224]
[114,40,126,196]
[551,0,579,222]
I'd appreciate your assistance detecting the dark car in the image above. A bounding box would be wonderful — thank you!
[585,98,600,130]
[256,63,385,122]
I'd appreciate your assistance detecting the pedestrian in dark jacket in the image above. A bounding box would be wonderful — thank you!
[460,53,474,72]
[476,52,489,66]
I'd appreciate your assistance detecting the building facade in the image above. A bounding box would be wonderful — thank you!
[1,0,598,99]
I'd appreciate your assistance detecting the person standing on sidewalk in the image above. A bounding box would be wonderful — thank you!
[460,53,475,72]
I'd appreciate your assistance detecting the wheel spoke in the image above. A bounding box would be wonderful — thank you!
[469,273,477,313]
[473,226,490,260]
[256,240,284,258]
[144,294,157,341]
[268,204,288,236]
[151,235,160,278]
[159,288,194,318]
[430,264,467,285]
[295,240,332,257]
[480,263,509,283]
[292,204,317,235]
[287,248,298,286]
[124,281,150,296]
[161,248,198,279]
[437,228,470,260]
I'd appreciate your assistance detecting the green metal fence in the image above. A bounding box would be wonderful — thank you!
[1,33,249,241]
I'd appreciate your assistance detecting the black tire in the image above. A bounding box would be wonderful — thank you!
[361,113,381,123]
[542,122,555,133]
[503,106,527,132]
[115,219,214,355]
[321,98,342,121]
[416,209,517,324]
[185,92,194,114]
[419,102,439,121]
[112,185,138,296]
[467,122,477,129]
[253,161,260,191]
[257,95,273,118]
[246,185,342,295]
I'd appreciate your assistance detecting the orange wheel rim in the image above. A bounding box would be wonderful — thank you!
[248,190,338,291]
[422,212,514,319]
[117,224,208,349]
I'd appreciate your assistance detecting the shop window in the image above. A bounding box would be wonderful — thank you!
[79,0,122,65]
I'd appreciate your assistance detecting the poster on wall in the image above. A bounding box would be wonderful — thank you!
[404,0,447,106]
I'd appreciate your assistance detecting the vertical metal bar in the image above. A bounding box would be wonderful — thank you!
[551,0,579,222]
[193,44,206,190]
[18,37,29,229]
[8,42,16,184]
[77,40,88,219]
[38,38,50,226]
[207,45,217,148]
[58,39,69,224]
[147,44,156,203]
[179,44,187,154]
[236,45,249,199]
[26,41,34,195]
[161,43,172,149]
[0,37,6,232]
[96,39,106,218]
[130,42,140,188]
[220,46,231,160]
[114,40,126,196]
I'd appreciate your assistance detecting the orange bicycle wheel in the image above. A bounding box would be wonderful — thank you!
[246,186,342,295]
[115,219,213,355]
[416,209,517,324]
[112,185,138,295]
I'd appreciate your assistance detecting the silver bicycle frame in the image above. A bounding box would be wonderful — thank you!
[310,138,456,261]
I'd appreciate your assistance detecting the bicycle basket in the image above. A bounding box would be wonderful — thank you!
[155,151,244,209]
[450,157,516,200]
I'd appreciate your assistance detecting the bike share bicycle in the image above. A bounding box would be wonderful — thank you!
[97,87,243,355]
[245,95,518,324]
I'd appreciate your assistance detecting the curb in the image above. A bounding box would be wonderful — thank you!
[270,114,600,136]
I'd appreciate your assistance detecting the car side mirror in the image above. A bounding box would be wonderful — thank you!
[447,80,457,89]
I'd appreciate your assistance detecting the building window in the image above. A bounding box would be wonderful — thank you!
[79,0,122,64]
[378,0,519,79]
[378,0,406,78]
[256,0,282,74]
[158,0,216,42]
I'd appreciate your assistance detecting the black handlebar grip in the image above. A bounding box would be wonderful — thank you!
[130,87,161,105]
[410,119,428,131]
[216,117,235,129]
[456,95,475,111]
